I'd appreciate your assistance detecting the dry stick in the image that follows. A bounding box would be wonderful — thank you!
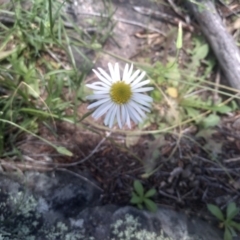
[166,0,186,20]
[22,132,110,168]
[158,189,179,201]
[132,6,194,32]
[0,160,54,172]
[0,160,103,191]
[1,132,110,179]
[57,168,103,191]
[186,0,240,91]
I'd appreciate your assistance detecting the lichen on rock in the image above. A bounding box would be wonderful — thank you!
[111,214,173,240]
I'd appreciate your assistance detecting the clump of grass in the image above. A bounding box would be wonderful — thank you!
[0,0,101,157]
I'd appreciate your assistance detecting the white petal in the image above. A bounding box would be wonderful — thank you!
[104,104,116,126]
[126,104,139,124]
[132,87,154,93]
[128,101,146,118]
[126,69,140,84]
[133,99,151,108]
[92,69,111,86]
[131,71,146,87]
[122,104,131,128]
[126,111,131,128]
[127,64,133,80]
[122,64,133,82]
[93,90,110,94]
[121,105,126,124]
[108,63,115,81]
[117,106,122,128]
[132,93,153,103]
[86,94,108,100]
[114,63,120,82]
[92,101,113,119]
[97,67,113,83]
[88,81,108,87]
[87,98,110,109]
[109,105,118,128]
[131,80,150,89]
[131,108,143,123]
[122,64,129,80]
[135,103,151,112]
[86,84,109,91]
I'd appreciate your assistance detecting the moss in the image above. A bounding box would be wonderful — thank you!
[110,214,173,240]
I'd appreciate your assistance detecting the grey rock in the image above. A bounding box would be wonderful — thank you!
[0,171,238,240]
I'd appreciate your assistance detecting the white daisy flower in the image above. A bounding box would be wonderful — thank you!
[86,63,153,129]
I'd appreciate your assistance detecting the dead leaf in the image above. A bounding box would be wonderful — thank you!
[125,134,140,147]
[166,87,178,98]
[233,18,240,30]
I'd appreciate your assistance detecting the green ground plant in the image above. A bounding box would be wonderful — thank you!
[207,202,240,240]
[130,180,157,212]
[143,35,237,131]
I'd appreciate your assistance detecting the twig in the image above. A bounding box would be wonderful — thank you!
[22,132,111,168]
[133,6,194,32]
[0,159,54,171]
[202,187,208,201]
[167,0,185,20]
[158,189,179,201]
[0,159,103,191]
[224,157,240,163]
[57,168,103,191]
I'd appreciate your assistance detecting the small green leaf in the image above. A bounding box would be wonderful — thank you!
[133,180,144,198]
[228,226,237,237]
[224,227,232,240]
[207,204,225,221]
[227,202,239,220]
[144,188,157,198]
[202,114,220,128]
[193,43,209,60]
[213,105,232,114]
[91,43,102,49]
[40,21,45,36]
[56,146,73,156]
[143,198,158,212]
[185,107,201,121]
[130,192,142,204]
[152,90,162,101]
[229,221,240,231]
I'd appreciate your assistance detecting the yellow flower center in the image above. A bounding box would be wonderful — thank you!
[110,81,132,104]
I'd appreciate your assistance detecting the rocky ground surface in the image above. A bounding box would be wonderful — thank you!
[0,170,229,240]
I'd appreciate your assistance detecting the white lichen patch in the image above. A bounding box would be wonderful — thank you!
[111,214,173,240]
[9,191,39,218]
[0,188,88,240]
